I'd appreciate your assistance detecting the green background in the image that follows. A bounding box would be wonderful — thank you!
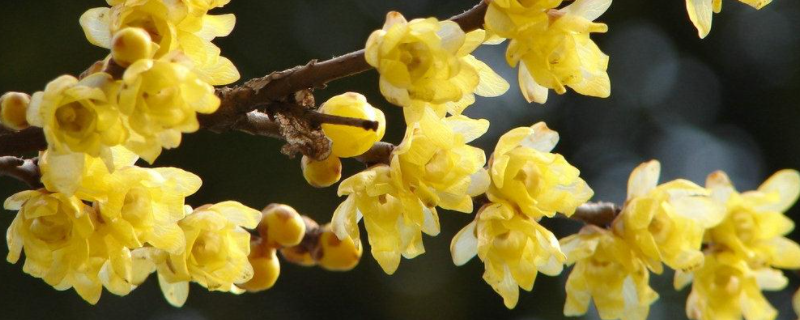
[1,0,799,319]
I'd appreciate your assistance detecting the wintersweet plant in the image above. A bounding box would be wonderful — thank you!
[0,0,795,319]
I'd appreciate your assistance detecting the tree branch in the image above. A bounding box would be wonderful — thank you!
[564,202,621,227]
[354,142,395,167]
[0,157,42,188]
[0,1,488,158]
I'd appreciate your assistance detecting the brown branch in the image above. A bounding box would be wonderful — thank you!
[354,142,395,167]
[202,2,488,130]
[0,1,488,158]
[0,128,47,156]
[0,156,42,188]
[233,111,282,139]
[563,202,621,227]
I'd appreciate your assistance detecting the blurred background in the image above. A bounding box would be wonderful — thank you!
[1,0,799,319]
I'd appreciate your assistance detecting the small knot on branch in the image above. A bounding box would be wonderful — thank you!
[0,156,42,188]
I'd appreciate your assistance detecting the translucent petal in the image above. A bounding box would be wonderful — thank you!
[756,169,800,213]
[464,56,510,97]
[686,0,714,38]
[451,221,478,266]
[519,62,549,104]
[754,268,788,291]
[79,8,112,48]
[627,160,660,200]
[209,201,262,229]
[158,274,189,307]
[561,0,613,21]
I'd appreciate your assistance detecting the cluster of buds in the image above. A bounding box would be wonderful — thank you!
[241,204,363,292]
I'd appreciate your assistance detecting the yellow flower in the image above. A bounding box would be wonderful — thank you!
[612,160,725,274]
[487,0,612,103]
[38,145,138,197]
[451,202,565,308]
[81,0,239,85]
[686,0,771,39]
[487,122,593,219]
[27,73,127,161]
[561,225,658,320]
[319,93,386,158]
[365,12,508,123]
[118,55,220,163]
[485,0,561,38]
[85,166,202,255]
[679,251,782,320]
[4,189,102,304]
[704,170,800,269]
[331,165,437,274]
[391,109,490,213]
[156,201,261,306]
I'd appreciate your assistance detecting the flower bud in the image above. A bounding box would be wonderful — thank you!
[320,92,386,158]
[0,92,30,131]
[316,224,362,271]
[111,27,153,67]
[239,239,280,292]
[301,155,342,188]
[258,204,306,248]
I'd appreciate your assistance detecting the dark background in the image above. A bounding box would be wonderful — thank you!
[1,0,799,319]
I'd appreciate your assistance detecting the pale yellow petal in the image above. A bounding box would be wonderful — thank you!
[686,0,714,39]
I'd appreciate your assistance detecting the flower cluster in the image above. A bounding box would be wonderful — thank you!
[561,225,658,320]
[331,109,491,274]
[485,0,612,103]
[674,170,800,319]
[5,147,262,304]
[0,1,267,305]
[558,160,726,319]
[4,0,239,181]
[0,0,795,316]
[451,122,593,308]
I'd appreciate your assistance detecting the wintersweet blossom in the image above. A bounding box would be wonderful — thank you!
[487,122,593,219]
[704,170,800,269]
[451,202,566,308]
[365,11,508,123]
[612,160,725,274]
[561,225,659,320]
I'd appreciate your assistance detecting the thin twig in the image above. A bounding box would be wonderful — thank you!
[306,112,379,131]
[353,142,395,167]
[0,156,42,188]
[562,202,621,227]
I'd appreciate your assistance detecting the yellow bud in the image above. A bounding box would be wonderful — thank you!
[239,240,280,292]
[280,245,317,267]
[317,224,362,271]
[320,92,386,158]
[111,28,153,67]
[301,155,342,188]
[0,92,30,131]
[258,204,306,248]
